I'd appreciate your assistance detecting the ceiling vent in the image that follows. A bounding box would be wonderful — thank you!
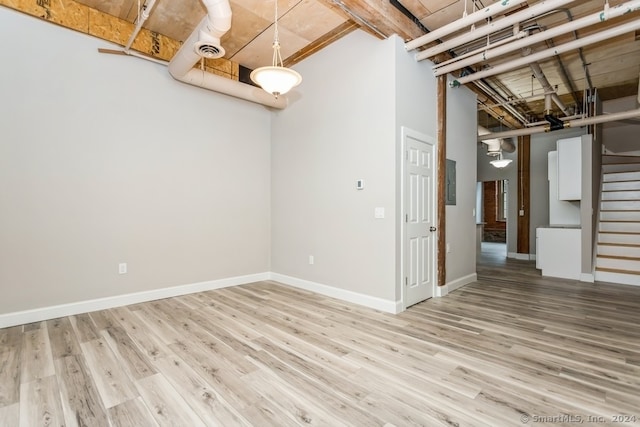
[194,41,224,59]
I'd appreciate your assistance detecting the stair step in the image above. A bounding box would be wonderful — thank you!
[599,221,640,233]
[602,163,640,173]
[601,200,640,210]
[602,154,640,165]
[602,180,640,191]
[600,210,640,221]
[596,255,640,271]
[601,190,640,201]
[598,232,640,245]
[595,269,640,286]
[603,171,640,182]
[598,243,640,258]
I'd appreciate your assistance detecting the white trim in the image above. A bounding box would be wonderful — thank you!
[595,271,640,287]
[580,273,595,283]
[0,272,269,329]
[514,253,533,260]
[507,252,517,259]
[435,273,477,297]
[270,273,400,314]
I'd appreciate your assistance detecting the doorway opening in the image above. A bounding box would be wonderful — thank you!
[476,180,508,259]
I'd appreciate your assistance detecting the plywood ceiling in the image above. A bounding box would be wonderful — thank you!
[70,0,640,128]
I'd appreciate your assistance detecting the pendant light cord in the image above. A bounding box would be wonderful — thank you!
[272,0,284,67]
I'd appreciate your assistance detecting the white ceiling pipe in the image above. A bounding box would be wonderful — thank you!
[474,79,530,125]
[168,0,287,109]
[434,30,527,69]
[530,62,569,115]
[454,18,640,87]
[419,0,574,62]
[436,0,640,77]
[124,0,159,53]
[477,108,640,141]
[405,0,529,52]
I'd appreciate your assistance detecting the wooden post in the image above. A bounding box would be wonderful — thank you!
[437,75,447,286]
[517,135,531,255]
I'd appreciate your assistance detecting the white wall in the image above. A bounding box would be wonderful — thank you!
[445,77,478,285]
[602,96,640,154]
[529,127,586,254]
[0,8,272,315]
[271,31,398,302]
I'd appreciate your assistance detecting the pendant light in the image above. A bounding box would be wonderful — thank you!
[250,0,302,98]
[490,153,513,168]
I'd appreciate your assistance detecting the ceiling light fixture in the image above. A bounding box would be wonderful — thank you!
[250,0,302,98]
[490,153,513,169]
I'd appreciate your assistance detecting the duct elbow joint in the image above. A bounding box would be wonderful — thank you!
[544,114,565,131]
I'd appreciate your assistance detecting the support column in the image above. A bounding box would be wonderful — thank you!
[437,75,447,286]
[517,135,531,255]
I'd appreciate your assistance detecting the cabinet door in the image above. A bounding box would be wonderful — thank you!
[557,137,582,200]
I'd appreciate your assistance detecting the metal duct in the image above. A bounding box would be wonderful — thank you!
[168,0,288,109]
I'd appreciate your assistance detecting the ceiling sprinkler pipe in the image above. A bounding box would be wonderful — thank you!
[454,18,640,87]
[405,0,529,52]
[438,0,640,77]
[478,108,640,141]
[419,0,574,61]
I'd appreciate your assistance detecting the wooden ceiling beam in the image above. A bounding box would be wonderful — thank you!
[283,21,359,68]
[317,0,425,41]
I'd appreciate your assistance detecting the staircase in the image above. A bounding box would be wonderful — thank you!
[595,155,640,286]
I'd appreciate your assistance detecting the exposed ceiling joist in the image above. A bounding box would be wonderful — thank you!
[317,0,425,40]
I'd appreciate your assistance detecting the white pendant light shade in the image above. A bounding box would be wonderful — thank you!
[490,154,513,168]
[250,0,302,98]
[250,66,302,97]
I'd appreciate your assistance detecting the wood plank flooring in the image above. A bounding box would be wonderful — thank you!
[2,253,640,426]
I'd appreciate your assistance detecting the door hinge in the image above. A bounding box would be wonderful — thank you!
[405,277,408,286]
[405,151,408,160]
[405,213,408,222]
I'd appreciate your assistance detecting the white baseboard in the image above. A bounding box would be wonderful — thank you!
[580,273,595,283]
[0,272,270,329]
[269,273,400,314]
[595,271,640,287]
[437,273,477,297]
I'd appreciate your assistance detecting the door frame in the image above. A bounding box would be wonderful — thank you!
[399,126,438,311]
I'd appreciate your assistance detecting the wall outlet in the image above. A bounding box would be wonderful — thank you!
[118,263,127,274]
[519,209,525,216]
[308,255,314,265]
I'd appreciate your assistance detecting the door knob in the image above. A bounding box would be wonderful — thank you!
[429,226,437,232]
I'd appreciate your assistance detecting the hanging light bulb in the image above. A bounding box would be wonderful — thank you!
[250,0,302,98]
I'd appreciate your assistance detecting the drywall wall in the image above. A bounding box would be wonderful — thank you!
[529,127,586,254]
[392,36,439,301]
[445,77,478,284]
[0,8,272,315]
[271,30,398,303]
[602,96,640,154]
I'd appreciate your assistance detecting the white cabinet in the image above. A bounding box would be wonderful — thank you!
[536,227,581,280]
[557,137,582,200]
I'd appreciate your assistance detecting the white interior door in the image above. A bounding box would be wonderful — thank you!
[403,128,436,308]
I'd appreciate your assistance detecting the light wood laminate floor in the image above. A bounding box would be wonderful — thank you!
[2,257,640,426]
